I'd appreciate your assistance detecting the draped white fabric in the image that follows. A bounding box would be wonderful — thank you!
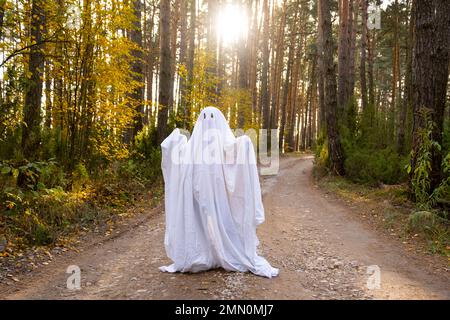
[159,107,279,278]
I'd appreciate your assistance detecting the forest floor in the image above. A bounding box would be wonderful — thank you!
[1,155,449,299]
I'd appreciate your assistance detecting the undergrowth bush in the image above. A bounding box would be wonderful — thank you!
[0,126,163,248]
[314,105,408,185]
[344,147,408,185]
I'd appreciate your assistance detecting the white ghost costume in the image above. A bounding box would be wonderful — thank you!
[159,106,279,278]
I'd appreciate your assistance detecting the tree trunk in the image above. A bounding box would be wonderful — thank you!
[178,0,188,122]
[269,0,287,130]
[279,16,296,151]
[360,0,368,111]
[398,0,414,155]
[317,0,325,130]
[206,0,217,103]
[157,0,172,144]
[320,0,345,175]
[367,30,375,107]
[144,0,157,126]
[287,35,302,152]
[337,0,351,114]
[261,0,270,130]
[391,0,400,114]
[44,59,52,128]
[53,0,64,132]
[131,0,144,138]
[411,0,450,191]
[348,0,357,98]
[308,56,317,148]
[22,0,45,160]
[249,0,260,125]
[168,0,179,112]
[238,0,251,128]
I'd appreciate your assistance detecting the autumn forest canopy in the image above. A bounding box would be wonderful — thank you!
[0,0,449,247]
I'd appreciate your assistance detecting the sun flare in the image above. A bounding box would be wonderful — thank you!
[217,4,249,45]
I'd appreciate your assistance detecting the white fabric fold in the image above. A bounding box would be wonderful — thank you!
[159,106,279,278]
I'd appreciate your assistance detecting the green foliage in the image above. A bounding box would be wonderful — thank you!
[0,126,163,247]
[407,210,449,254]
[407,109,449,208]
[315,101,408,185]
[344,146,408,185]
[314,130,330,174]
[132,126,162,184]
[344,97,358,137]
[181,49,219,121]
[429,152,450,206]
[408,110,437,205]
[443,119,450,154]
[408,210,443,233]
[72,163,89,191]
[217,87,254,130]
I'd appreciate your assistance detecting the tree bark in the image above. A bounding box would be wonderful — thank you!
[367,30,375,107]
[269,0,287,130]
[22,0,45,160]
[131,0,145,138]
[317,0,325,130]
[391,0,400,114]
[144,0,157,126]
[337,0,351,114]
[411,0,450,191]
[360,0,368,111]
[157,0,172,144]
[178,0,188,122]
[261,0,270,130]
[279,13,296,151]
[238,0,251,128]
[185,0,196,128]
[348,0,357,98]
[320,0,345,175]
[398,0,414,155]
[168,0,179,112]
[249,0,260,125]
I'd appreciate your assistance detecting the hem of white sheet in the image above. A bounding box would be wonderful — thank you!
[159,264,279,279]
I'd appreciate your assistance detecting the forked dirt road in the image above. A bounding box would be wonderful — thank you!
[1,155,449,299]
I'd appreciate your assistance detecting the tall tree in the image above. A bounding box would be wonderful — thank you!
[185,0,196,127]
[337,0,351,114]
[411,0,450,191]
[319,0,345,175]
[248,0,260,125]
[178,0,188,122]
[317,0,325,130]
[22,0,45,160]
[131,0,145,139]
[269,0,287,130]
[391,0,400,114]
[261,0,270,130]
[279,6,297,150]
[157,0,171,143]
[360,0,368,112]
[168,0,179,111]
[238,0,250,128]
[206,0,218,103]
[144,0,157,125]
[367,30,375,107]
[398,0,414,155]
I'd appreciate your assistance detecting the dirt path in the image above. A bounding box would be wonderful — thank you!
[1,155,449,300]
